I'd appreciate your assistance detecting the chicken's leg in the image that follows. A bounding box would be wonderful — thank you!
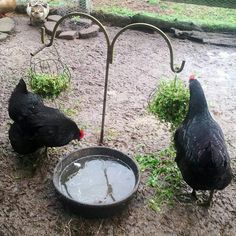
[191,189,197,200]
[197,190,214,207]
[44,147,48,160]
[207,190,214,205]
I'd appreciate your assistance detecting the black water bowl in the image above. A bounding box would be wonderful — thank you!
[53,147,140,218]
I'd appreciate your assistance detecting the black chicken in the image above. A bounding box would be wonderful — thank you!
[174,75,232,205]
[8,79,44,129]
[8,79,84,155]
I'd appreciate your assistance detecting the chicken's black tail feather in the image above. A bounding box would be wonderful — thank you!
[198,141,228,172]
[15,79,27,94]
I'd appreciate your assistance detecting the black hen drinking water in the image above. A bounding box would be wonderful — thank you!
[8,79,84,155]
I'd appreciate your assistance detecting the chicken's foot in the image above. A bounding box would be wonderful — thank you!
[196,190,214,207]
[175,189,198,203]
[191,189,197,200]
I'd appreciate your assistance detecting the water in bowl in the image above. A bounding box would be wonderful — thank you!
[59,155,136,204]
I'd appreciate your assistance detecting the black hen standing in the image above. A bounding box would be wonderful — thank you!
[8,79,44,129]
[8,79,84,155]
[174,75,232,205]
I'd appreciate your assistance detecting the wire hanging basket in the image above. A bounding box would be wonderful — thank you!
[29,45,71,99]
[148,75,190,131]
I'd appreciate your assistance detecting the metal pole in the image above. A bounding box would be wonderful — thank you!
[99,46,112,145]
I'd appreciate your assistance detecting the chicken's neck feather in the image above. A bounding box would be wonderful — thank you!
[186,79,210,120]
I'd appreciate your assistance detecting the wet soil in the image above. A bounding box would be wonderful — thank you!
[0,15,236,236]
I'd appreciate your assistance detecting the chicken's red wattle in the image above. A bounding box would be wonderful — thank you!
[79,130,85,139]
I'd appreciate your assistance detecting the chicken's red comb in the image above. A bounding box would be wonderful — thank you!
[189,75,195,80]
[80,130,85,139]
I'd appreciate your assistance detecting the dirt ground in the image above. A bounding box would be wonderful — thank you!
[0,14,236,236]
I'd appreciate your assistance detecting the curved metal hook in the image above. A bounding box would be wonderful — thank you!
[30,27,49,57]
[110,23,185,73]
[31,12,111,57]
[30,12,111,145]
[50,12,111,48]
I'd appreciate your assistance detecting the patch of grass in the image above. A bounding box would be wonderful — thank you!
[162,0,236,9]
[148,0,160,5]
[96,3,236,31]
[148,76,189,131]
[29,71,70,99]
[60,108,77,117]
[47,0,65,7]
[136,145,182,211]
[97,6,136,17]
[71,16,81,22]
[106,128,119,141]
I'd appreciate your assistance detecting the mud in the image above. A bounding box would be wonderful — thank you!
[0,15,235,236]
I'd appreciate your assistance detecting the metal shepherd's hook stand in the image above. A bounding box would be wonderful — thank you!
[31,12,185,146]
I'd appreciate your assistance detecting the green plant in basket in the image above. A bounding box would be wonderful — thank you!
[149,76,189,130]
[29,70,70,99]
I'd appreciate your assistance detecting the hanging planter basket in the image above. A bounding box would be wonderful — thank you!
[29,50,71,99]
[148,75,190,130]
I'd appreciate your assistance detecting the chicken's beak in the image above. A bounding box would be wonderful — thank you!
[79,130,85,140]
[189,74,195,81]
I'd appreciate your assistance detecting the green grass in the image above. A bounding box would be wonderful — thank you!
[136,145,182,211]
[71,16,81,22]
[18,0,236,31]
[99,6,135,17]
[106,128,119,141]
[45,0,65,7]
[60,107,77,117]
[48,1,63,7]
[162,0,236,9]
[96,3,236,31]
[148,0,160,5]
